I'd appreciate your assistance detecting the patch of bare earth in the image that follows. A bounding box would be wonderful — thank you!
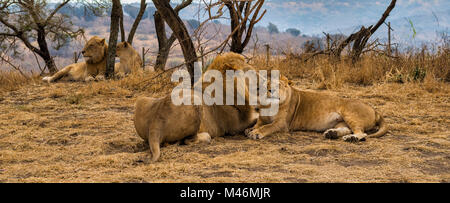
[0,80,448,183]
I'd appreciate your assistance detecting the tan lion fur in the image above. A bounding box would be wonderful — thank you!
[115,41,143,78]
[246,76,388,142]
[133,52,258,162]
[42,36,108,83]
[194,52,258,139]
[134,95,201,162]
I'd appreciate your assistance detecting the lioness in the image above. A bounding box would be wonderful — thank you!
[115,41,143,77]
[134,95,201,162]
[42,36,108,83]
[245,76,388,142]
[134,53,257,161]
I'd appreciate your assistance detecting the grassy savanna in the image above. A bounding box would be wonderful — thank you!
[0,50,449,182]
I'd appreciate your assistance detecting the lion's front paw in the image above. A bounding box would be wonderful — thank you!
[247,129,264,140]
[84,76,95,82]
[116,73,125,79]
[42,76,52,83]
[244,128,253,137]
[95,75,105,81]
[343,134,367,143]
[324,129,339,139]
[197,132,212,144]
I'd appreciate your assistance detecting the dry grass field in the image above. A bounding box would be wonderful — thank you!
[0,53,449,183]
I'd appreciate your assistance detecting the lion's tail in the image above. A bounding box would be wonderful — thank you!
[367,112,388,138]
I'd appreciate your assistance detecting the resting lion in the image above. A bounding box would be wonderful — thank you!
[115,41,143,77]
[245,76,388,142]
[134,95,201,162]
[194,53,258,141]
[42,36,108,83]
[133,52,257,161]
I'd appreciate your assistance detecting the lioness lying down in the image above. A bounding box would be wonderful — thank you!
[246,76,388,142]
[43,37,142,83]
[42,36,108,83]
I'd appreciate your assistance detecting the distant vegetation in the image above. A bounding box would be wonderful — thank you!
[286,28,301,37]
[268,22,280,34]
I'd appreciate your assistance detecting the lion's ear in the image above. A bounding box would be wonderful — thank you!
[124,42,129,47]
[100,38,105,44]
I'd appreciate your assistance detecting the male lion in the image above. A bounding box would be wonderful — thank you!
[194,52,258,141]
[133,52,258,161]
[245,76,388,142]
[115,41,143,77]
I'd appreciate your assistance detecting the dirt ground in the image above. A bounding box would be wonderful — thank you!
[0,79,449,183]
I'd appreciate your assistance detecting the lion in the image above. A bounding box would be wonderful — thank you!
[42,36,108,83]
[193,52,258,142]
[245,75,388,142]
[115,41,143,77]
[134,95,201,162]
[133,52,258,161]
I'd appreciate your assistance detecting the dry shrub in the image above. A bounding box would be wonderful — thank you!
[77,69,177,98]
[0,71,35,92]
[248,45,449,91]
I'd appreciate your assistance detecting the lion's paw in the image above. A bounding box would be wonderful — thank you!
[95,75,105,81]
[197,132,212,144]
[247,129,264,140]
[84,76,95,82]
[42,76,52,83]
[324,129,339,139]
[343,134,367,143]
[244,128,253,137]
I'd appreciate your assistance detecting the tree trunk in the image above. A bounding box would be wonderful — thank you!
[154,11,176,71]
[152,0,197,83]
[127,0,147,45]
[119,2,125,42]
[36,25,58,73]
[226,2,244,53]
[106,0,121,78]
[334,0,396,62]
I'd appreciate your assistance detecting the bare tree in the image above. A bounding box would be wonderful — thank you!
[127,0,147,44]
[224,0,266,53]
[153,0,192,71]
[334,0,397,62]
[119,2,125,42]
[105,0,121,78]
[0,0,83,73]
[116,0,147,45]
[152,0,197,83]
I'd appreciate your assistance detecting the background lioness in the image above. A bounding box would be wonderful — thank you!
[246,76,388,142]
[115,41,143,77]
[42,36,108,82]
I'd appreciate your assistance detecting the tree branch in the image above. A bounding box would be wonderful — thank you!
[45,0,70,24]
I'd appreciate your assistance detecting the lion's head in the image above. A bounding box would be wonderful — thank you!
[81,36,107,64]
[115,41,133,58]
[255,74,291,113]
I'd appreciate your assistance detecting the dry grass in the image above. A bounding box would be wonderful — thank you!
[0,53,449,183]
[251,47,449,90]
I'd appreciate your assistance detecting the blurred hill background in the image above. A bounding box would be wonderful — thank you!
[8,0,450,71]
